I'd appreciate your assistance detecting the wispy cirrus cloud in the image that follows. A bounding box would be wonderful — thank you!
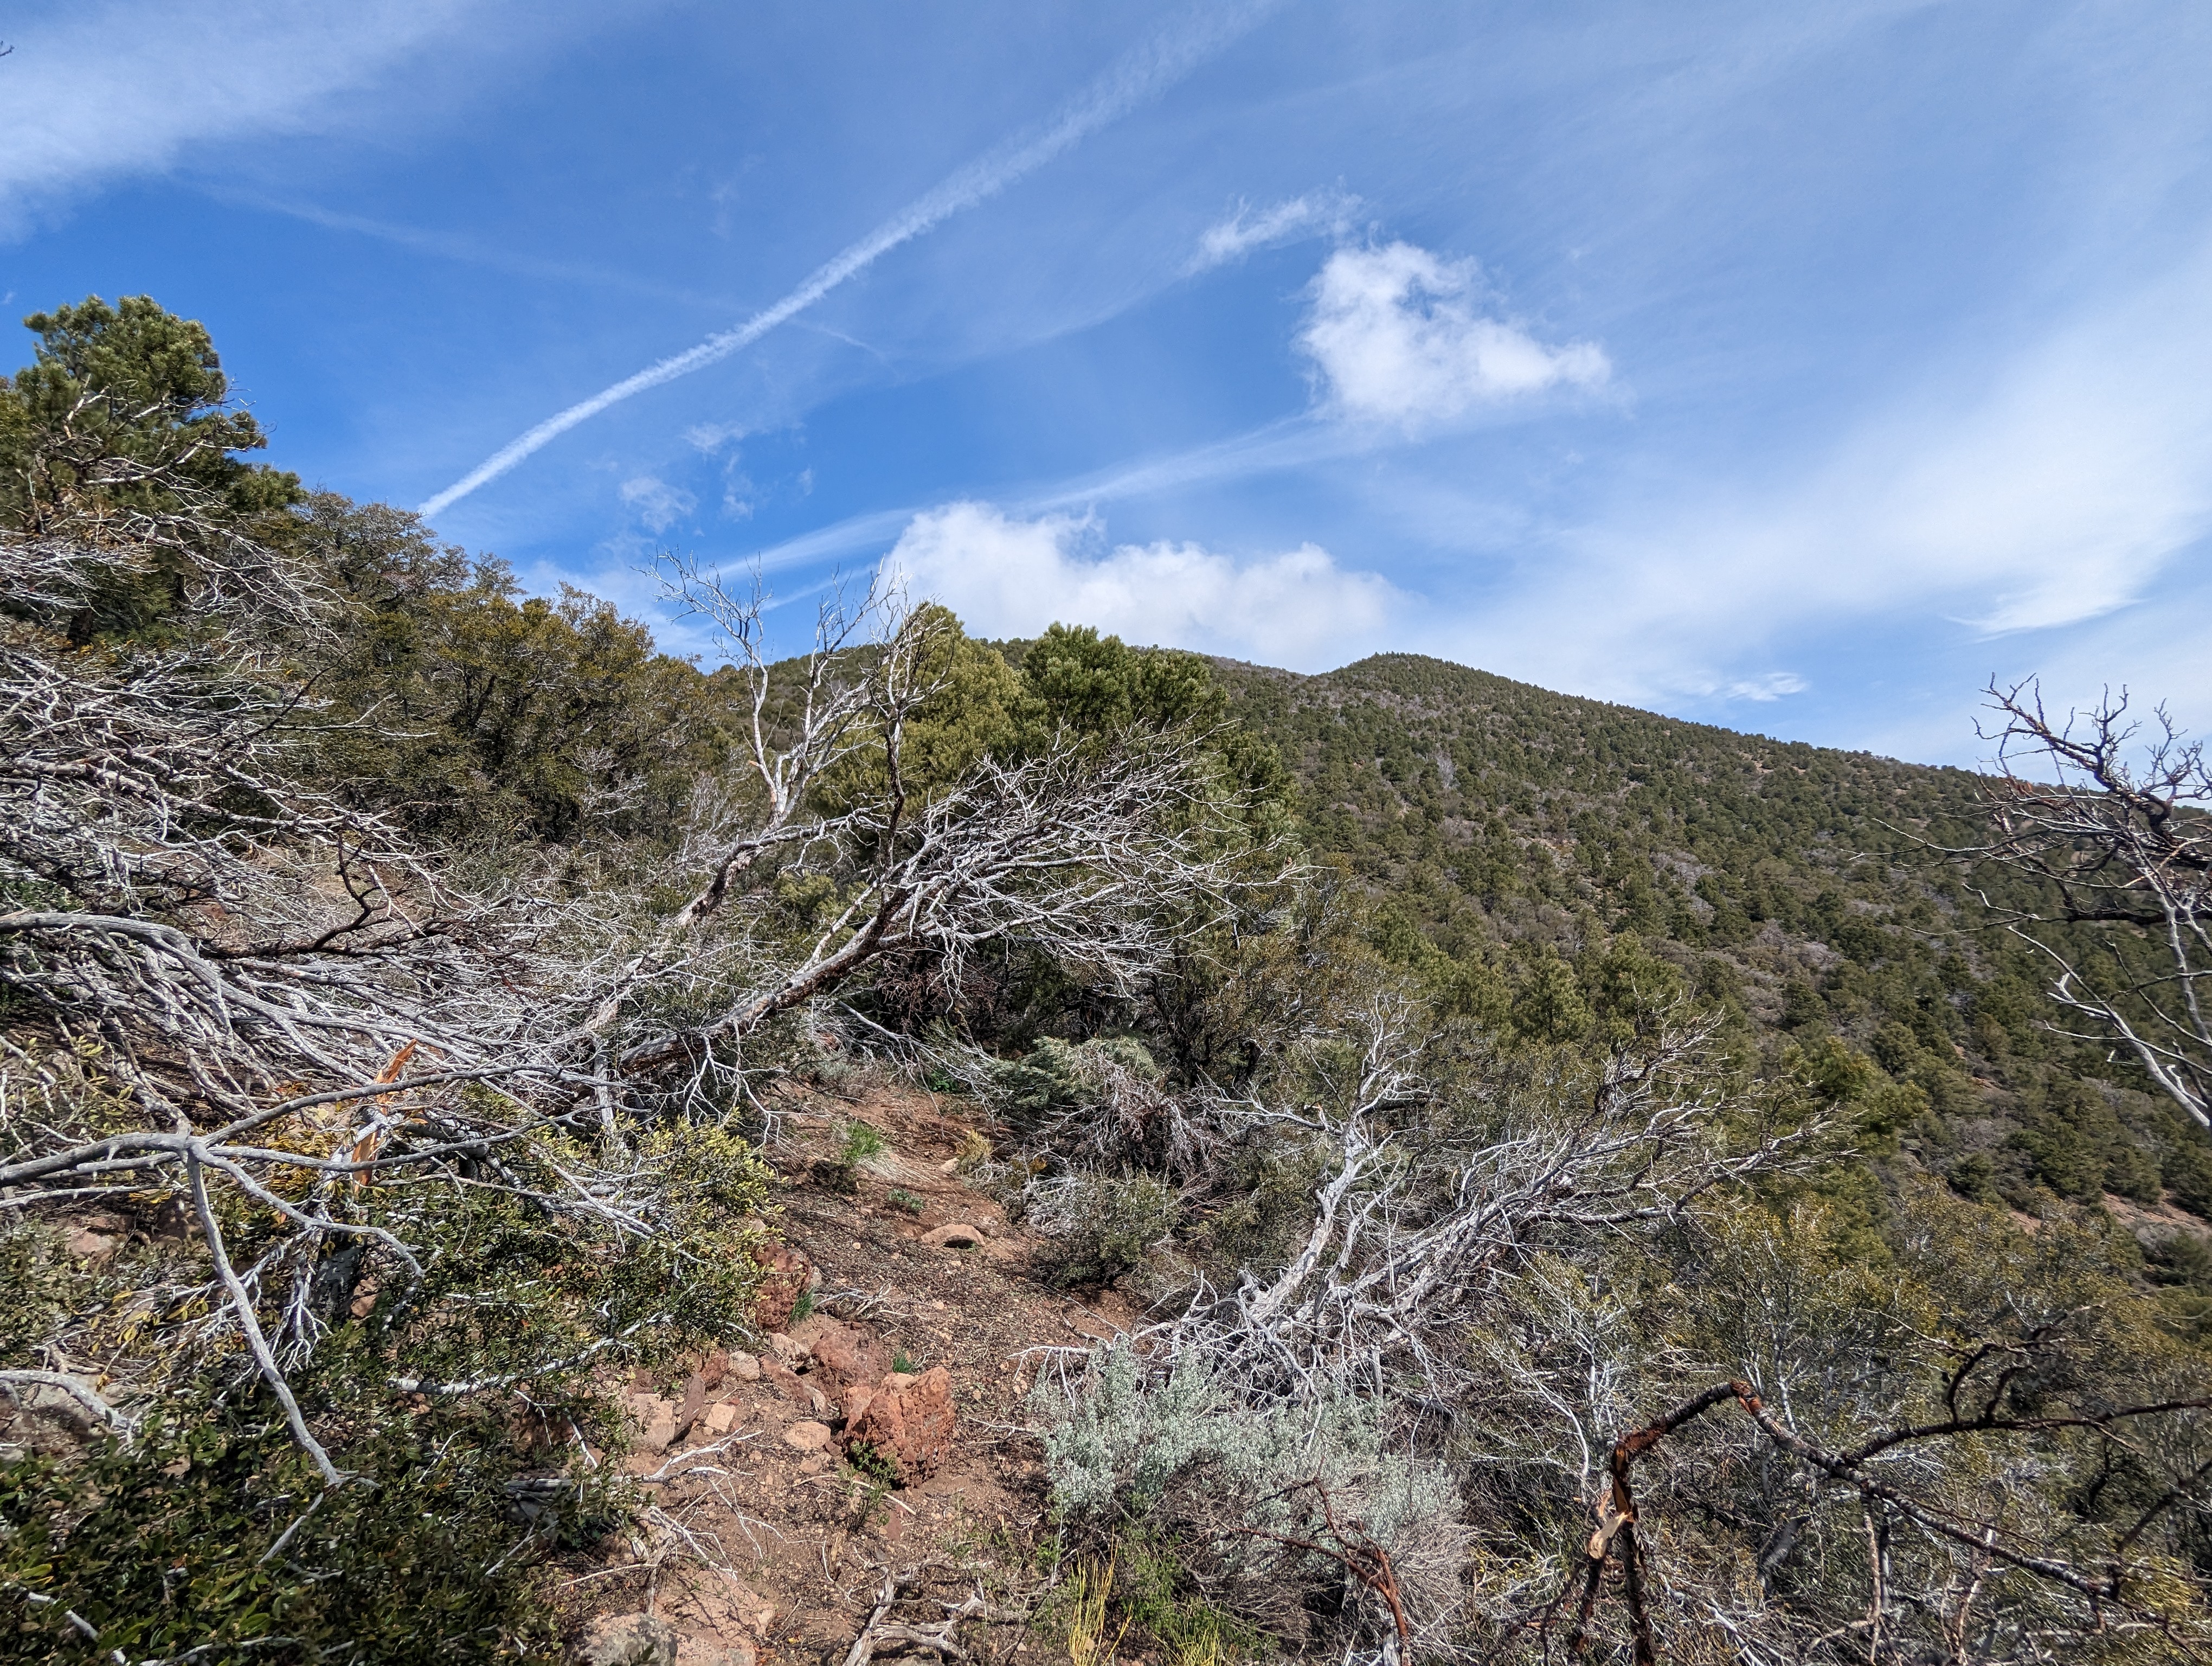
[218,190,737,309]
[0,1,517,236]
[883,500,1399,669]
[1299,242,1611,427]
[1189,188,1361,272]
[618,475,695,533]
[1408,233,2212,721]
[418,0,1290,518]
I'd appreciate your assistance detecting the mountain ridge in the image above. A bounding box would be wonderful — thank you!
[1197,644,2212,1257]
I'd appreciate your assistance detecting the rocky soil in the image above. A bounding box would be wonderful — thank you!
[564,1082,1137,1666]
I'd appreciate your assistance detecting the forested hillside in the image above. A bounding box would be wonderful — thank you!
[11,296,2212,1665]
[1213,653,2212,1277]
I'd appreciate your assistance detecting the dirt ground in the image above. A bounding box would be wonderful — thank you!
[563,1081,1141,1666]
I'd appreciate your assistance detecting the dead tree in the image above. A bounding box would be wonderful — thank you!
[1144,995,1819,1408]
[600,560,1261,1112]
[0,524,696,1466]
[1966,678,2212,1126]
[1549,1369,2212,1665]
[2,527,1260,1472]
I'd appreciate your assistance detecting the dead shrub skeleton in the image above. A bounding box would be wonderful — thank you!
[0,513,1248,1497]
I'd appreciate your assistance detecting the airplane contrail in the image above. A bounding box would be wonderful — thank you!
[419,0,1284,520]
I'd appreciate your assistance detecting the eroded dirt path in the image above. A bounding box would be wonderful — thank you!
[567,1084,1137,1666]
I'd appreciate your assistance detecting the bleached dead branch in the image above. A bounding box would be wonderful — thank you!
[1145,996,1816,1407]
[609,563,1260,1106]
[2,530,1256,1474]
[1960,678,2212,1125]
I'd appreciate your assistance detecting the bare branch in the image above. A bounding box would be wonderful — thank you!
[1951,678,2212,1124]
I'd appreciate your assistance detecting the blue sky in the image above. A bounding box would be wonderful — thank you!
[6,1,2211,764]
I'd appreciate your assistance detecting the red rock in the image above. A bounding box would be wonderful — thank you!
[676,1373,708,1436]
[790,1315,891,1388]
[691,1348,730,1392]
[749,1243,817,1331]
[759,1356,828,1417]
[835,1382,877,1427]
[839,1366,955,1483]
[758,1356,807,1404]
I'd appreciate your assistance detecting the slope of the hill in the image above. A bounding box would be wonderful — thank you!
[1213,652,2212,1260]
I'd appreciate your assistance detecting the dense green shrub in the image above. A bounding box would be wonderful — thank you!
[990,1036,1161,1120]
[1026,1170,1180,1287]
[0,1395,610,1664]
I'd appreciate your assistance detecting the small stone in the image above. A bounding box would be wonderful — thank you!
[628,1392,680,1456]
[921,1222,987,1249]
[766,1331,806,1363]
[63,1227,117,1260]
[782,1419,832,1452]
[726,1352,762,1383]
[885,1372,916,1391]
[574,1611,679,1666]
[703,1402,739,1436]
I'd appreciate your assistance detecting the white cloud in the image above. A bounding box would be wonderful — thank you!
[1298,242,1610,426]
[1721,672,1808,702]
[883,501,1398,670]
[1411,234,2212,734]
[619,475,695,533]
[683,421,748,454]
[0,2,517,235]
[1655,239,2212,637]
[1191,189,1360,272]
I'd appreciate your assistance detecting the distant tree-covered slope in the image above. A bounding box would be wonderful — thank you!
[1213,651,2212,1252]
